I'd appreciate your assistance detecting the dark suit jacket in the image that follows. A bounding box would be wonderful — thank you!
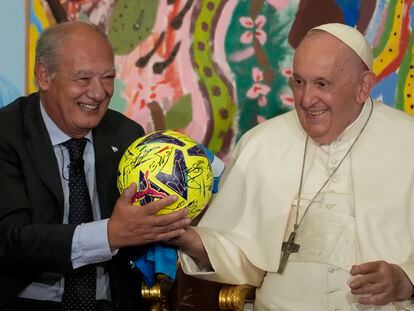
[0,93,146,310]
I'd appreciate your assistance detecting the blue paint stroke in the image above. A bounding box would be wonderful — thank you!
[371,72,397,107]
[410,4,414,29]
[29,0,44,34]
[365,0,387,45]
[335,0,360,26]
[0,76,20,108]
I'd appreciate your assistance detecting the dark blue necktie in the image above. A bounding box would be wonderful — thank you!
[61,138,96,311]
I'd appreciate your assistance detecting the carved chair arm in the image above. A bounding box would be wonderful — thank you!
[141,277,256,311]
[218,284,256,311]
[141,277,173,311]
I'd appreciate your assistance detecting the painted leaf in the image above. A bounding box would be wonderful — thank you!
[165,94,193,130]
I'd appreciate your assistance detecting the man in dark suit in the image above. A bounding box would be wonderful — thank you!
[0,21,190,311]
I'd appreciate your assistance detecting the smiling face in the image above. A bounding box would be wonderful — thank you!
[35,23,116,138]
[291,31,374,145]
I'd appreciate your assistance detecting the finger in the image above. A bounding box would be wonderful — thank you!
[350,273,380,290]
[357,292,390,306]
[119,182,137,205]
[351,282,386,296]
[153,208,189,226]
[157,228,187,242]
[158,218,192,234]
[143,196,178,215]
[351,261,381,275]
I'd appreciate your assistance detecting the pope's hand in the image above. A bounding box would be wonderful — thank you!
[108,182,191,250]
[168,227,211,268]
[350,260,414,305]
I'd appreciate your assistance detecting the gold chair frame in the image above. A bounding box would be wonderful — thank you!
[142,279,255,311]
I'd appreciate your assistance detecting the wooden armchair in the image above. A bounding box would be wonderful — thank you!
[142,276,256,311]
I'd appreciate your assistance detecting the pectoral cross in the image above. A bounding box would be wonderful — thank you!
[277,230,300,274]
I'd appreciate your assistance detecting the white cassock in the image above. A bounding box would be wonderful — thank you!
[180,99,414,310]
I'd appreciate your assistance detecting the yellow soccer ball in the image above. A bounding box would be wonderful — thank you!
[117,130,213,219]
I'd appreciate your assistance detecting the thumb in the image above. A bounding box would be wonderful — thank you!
[120,182,137,204]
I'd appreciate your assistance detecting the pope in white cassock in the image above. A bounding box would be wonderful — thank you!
[171,23,414,310]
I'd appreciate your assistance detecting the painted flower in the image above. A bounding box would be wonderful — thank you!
[247,67,271,106]
[257,115,266,124]
[280,92,295,107]
[239,15,267,45]
[281,67,293,78]
[280,68,295,107]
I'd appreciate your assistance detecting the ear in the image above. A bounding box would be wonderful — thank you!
[356,71,376,104]
[34,62,51,91]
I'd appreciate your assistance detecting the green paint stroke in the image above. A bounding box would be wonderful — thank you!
[192,0,237,154]
[395,33,414,111]
[165,94,193,129]
[372,0,397,58]
[108,0,159,55]
[110,78,127,113]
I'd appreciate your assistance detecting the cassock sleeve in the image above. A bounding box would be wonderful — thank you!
[179,227,265,286]
[399,261,414,287]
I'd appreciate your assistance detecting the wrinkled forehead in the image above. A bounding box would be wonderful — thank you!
[294,32,351,65]
[57,34,115,73]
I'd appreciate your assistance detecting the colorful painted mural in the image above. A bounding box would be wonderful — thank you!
[27,0,414,159]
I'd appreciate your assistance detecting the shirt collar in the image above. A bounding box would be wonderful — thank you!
[40,101,93,146]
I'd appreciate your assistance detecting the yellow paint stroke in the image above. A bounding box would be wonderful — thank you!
[26,0,53,94]
[403,47,414,114]
[373,0,405,76]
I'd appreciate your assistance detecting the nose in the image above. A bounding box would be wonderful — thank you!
[87,77,106,101]
[300,86,318,108]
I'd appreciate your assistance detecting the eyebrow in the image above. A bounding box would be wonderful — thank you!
[74,70,93,77]
[73,68,116,77]
[292,73,329,82]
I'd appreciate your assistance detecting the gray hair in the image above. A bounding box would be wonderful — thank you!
[35,21,110,74]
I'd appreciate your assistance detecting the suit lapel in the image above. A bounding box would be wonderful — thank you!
[24,94,64,214]
[93,124,121,219]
